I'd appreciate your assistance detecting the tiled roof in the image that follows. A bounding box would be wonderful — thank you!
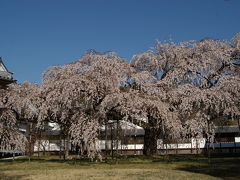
[0,58,16,87]
[215,126,240,133]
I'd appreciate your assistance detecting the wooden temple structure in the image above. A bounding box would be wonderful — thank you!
[0,57,16,89]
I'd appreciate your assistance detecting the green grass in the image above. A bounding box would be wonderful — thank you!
[0,154,239,180]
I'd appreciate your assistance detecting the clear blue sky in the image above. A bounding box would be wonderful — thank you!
[0,0,240,84]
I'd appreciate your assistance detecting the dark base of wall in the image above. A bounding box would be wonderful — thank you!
[0,153,23,159]
[32,147,240,157]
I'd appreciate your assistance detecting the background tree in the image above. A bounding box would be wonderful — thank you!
[39,53,134,159]
[0,83,41,156]
[131,35,240,153]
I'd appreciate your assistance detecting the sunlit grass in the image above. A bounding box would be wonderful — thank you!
[0,154,239,180]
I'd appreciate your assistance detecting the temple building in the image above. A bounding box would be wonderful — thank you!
[0,57,16,89]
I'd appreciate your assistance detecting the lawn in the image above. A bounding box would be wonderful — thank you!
[0,154,239,180]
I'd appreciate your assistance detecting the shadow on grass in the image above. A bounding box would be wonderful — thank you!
[176,157,240,179]
[1,154,240,180]
[0,157,94,167]
[0,172,27,180]
[152,154,206,163]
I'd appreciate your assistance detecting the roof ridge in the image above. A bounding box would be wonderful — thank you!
[0,57,10,72]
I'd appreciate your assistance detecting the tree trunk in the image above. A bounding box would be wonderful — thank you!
[63,136,66,160]
[59,135,62,159]
[63,134,70,160]
[65,134,70,159]
[143,127,158,156]
[105,123,108,157]
[110,125,113,159]
[26,122,33,161]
